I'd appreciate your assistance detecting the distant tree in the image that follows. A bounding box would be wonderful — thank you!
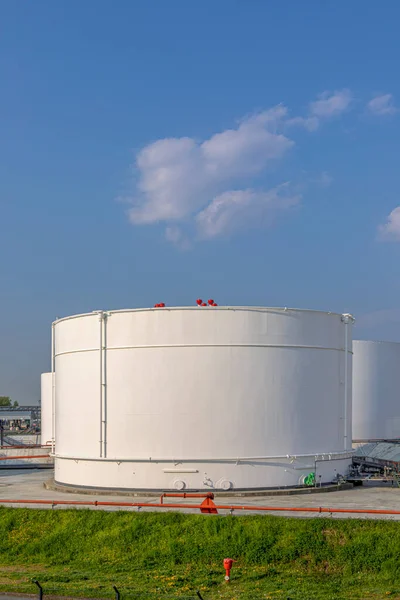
[13,400,19,408]
[0,397,12,407]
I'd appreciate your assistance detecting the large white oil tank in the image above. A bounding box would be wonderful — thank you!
[40,372,53,446]
[53,307,354,491]
[353,340,400,442]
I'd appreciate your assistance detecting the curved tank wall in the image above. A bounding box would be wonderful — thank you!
[53,307,354,491]
[40,372,53,446]
[353,340,400,442]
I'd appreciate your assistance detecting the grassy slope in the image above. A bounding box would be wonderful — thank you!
[1,508,400,599]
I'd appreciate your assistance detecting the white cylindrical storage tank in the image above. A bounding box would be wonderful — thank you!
[54,307,353,491]
[353,340,400,443]
[40,372,53,446]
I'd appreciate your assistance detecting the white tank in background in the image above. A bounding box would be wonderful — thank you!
[40,372,53,446]
[353,340,400,442]
[52,307,354,491]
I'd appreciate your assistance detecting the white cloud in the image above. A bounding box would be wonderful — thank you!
[280,90,353,132]
[196,185,300,239]
[309,89,353,118]
[127,107,294,227]
[378,207,400,241]
[367,94,397,116]
[121,90,359,244]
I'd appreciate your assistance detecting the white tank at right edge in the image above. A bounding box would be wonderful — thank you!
[353,340,400,442]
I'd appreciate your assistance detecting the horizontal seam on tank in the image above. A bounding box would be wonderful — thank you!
[54,451,354,463]
[54,344,353,357]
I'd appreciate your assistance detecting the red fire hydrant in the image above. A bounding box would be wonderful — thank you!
[223,558,235,582]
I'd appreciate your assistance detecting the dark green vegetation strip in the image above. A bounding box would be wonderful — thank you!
[0,508,400,599]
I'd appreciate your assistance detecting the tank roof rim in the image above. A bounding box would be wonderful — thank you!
[52,306,352,326]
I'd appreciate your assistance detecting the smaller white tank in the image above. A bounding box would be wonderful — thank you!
[40,373,53,446]
[353,340,400,442]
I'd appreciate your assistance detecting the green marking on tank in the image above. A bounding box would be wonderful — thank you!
[304,472,315,486]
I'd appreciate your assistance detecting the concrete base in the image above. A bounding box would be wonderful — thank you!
[46,478,353,497]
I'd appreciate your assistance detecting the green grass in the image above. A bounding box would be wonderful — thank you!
[0,508,400,599]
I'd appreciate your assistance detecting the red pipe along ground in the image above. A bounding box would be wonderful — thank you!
[0,497,398,516]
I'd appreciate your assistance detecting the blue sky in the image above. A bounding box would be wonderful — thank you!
[1,1,400,402]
